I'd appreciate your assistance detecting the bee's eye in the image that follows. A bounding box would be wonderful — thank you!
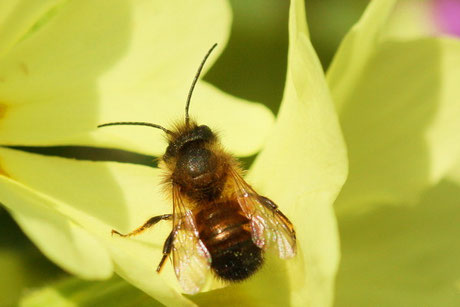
[196,125,213,141]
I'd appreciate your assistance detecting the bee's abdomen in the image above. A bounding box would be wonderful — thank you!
[195,200,263,281]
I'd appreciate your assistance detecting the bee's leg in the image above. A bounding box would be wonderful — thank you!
[111,214,172,237]
[156,229,175,273]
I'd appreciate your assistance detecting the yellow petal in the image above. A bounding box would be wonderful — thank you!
[93,81,274,156]
[327,0,397,112]
[0,0,274,157]
[0,147,196,305]
[0,0,62,56]
[328,0,460,214]
[447,157,460,184]
[0,175,112,279]
[383,0,439,40]
[20,276,162,307]
[193,0,348,305]
[335,177,460,306]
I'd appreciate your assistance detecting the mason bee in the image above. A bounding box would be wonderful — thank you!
[98,44,296,294]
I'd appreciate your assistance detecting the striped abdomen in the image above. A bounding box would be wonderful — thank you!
[194,199,263,281]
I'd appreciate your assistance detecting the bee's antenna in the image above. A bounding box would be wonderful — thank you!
[185,43,218,127]
[97,121,174,135]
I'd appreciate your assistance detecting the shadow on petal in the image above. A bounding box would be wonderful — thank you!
[0,0,132,146]
[335,38,460,213]
[335,178,460,306]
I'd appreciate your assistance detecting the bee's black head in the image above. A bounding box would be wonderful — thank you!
[165,124,221,196]
[164,124,215,161]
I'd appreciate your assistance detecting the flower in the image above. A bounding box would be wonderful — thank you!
[15,0,349,304]
[0,1,276,305]
[9,0,460,306]
[3,0,349,304]
[433,0,460,36]
[192,0,347,305]
[329,0,460,212]
[327,0,460,305]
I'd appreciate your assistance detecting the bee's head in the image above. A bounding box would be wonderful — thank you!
[163,124,215,161]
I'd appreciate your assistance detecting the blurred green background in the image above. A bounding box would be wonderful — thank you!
[4,0,448,306]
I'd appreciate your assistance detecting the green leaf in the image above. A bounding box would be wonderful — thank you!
[20,276,162,307]
[193,0,348,305]
[335,178,460,306]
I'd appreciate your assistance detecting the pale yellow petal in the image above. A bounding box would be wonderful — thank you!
[93,81,274,156]
[335,178,460,306]
[194,0,348,305]
[331,26,460,214]
[383,0,439,40]
[0,147,195,305]
[0,0,63,57]
[0,0,272,158]
[20,276,162,307]
[0,176,112,279]
[327,0,397,112]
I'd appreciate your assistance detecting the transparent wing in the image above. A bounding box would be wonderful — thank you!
[171,185,211,294]
[230,169,296,259]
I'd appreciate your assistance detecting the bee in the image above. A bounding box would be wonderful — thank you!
[98,44,296,294]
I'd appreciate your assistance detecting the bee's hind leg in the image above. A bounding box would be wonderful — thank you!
[156,229,174,273]
[111,214,172,237]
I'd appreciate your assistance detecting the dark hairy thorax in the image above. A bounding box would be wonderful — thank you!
[173,141,228,201]
[163,123,229,202]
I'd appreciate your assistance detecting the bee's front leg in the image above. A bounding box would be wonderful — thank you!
[111,214,172,237]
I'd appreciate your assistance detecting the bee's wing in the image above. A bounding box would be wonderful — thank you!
[230,169,296,259]
[171,185,211,294]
